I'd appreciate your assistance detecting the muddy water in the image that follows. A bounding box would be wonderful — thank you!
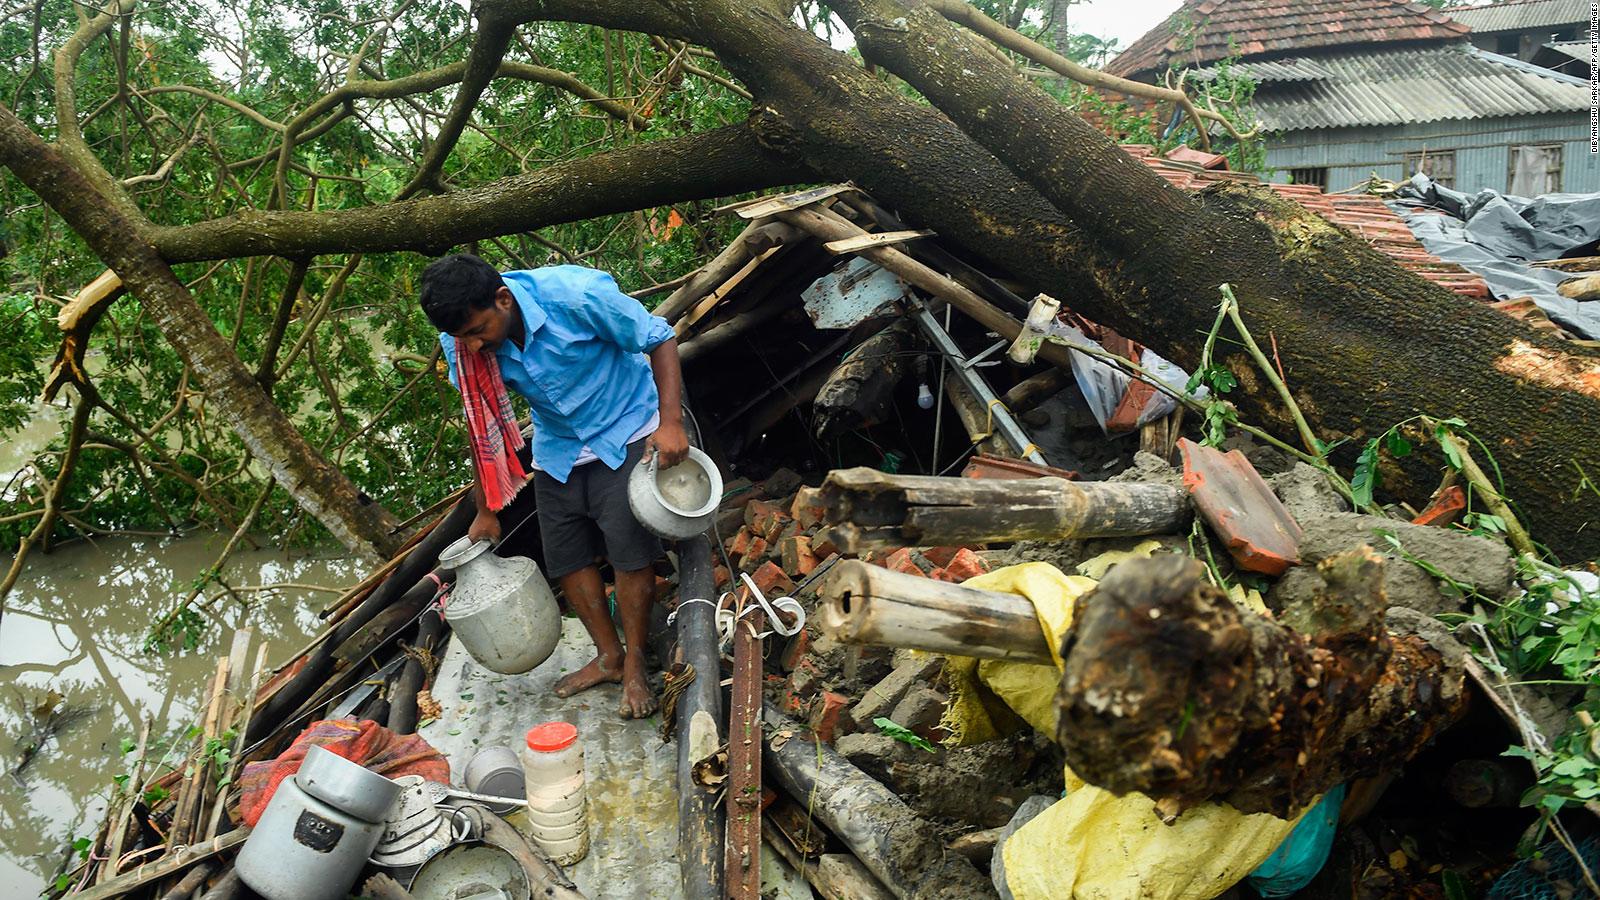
[0,533,358,898]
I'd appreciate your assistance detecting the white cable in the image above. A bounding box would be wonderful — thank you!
[667,573,806,648]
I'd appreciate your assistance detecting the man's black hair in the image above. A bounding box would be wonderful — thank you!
[419,253,506,333]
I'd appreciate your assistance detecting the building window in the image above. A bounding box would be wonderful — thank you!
[1510,144,1563,195]
[1288,167,1328,190]
[1404,149,1456,188]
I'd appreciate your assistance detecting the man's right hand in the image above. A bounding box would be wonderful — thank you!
[469,510,502,544]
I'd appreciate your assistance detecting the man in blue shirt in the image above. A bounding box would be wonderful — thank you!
[420,253,689,718]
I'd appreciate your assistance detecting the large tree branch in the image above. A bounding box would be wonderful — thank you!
[394,17,516,199]
[148,121,809,261]
[0,103,400,562]
[920,0,1258,149]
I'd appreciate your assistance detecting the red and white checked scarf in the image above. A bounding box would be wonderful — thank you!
[456,348,527,511]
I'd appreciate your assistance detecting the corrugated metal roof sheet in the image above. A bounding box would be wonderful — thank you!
[1542,39,1591,62]
[1250,43,1588,129]
[1191,57,1337,82]
[1448,0,1591,34]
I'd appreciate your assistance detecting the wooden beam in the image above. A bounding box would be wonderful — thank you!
[72,831,250,900]
[731,184,856,219]
[762,706,993,899]
[818,560,1051,663]
[817,467,1188,551]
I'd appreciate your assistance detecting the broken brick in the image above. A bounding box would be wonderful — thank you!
[920,546,963,568]
[808,691,852,744]
[781,534,818,578]
[883,547,925,578]
[944,547,991,582]
[739,537,770,572]
[1180,438,1303,576]
[758,467,804,500]
[726,527,754,565]
[1412,485,1467,528]
[748,560,796,599]
[713,565,732,590]
[745,499,786,533]
[790,486,827,530]
[890,686,949,742]
[766,516,798,546]
[850,656,945,726]
[811,535,841,560]
[779,628,811,672]
[927,567,960,583]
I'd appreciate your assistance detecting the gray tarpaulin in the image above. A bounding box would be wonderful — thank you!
[1387,174,1600,340]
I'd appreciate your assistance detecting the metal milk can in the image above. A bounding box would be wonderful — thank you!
[437,536,561,675]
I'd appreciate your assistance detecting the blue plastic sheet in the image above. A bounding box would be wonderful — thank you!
[1246,783,1347,897]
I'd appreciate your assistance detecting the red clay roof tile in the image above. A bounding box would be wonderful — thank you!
[1105,0,1467,78]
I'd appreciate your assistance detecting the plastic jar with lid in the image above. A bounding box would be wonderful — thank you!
[519,720,590,865]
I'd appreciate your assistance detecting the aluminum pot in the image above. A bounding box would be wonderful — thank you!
[295,744,404,823]
[237,774,398,900]
[627,446,721,540]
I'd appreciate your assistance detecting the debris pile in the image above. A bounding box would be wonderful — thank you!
[56,178,1599,900]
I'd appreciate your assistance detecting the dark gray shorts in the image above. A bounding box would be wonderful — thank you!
[533,437,663,580]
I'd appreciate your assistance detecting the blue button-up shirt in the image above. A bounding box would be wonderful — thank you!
[439,266,674,483]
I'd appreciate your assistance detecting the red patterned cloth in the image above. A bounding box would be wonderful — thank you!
[457,348,527,511]
[237,718,449,826]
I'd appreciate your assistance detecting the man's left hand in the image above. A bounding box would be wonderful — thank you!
[647,420,690,468]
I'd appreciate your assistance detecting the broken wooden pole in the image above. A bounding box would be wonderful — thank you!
[761,706,997,899]
[763,820,896,900]
[655,219,765,324]
[675,534,725,899]
[1057,551,1468,817]
[812,319,916,440]
[818,560,1051,663]
[817,467,1187,552]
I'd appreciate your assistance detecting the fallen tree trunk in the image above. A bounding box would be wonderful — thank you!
[828,0,1600,560]
[761,706,996,899]
[1057,550,1468,817]
[818,560,1050,663]
[817,467,1188,551]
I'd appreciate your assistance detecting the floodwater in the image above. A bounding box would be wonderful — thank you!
[0,532,358,898]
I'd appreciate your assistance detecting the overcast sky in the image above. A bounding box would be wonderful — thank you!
[1063,0,1185,55]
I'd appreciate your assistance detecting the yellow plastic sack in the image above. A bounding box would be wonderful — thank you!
[942,558,1308,900]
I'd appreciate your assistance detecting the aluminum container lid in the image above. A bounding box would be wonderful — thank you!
[294,744,403,823]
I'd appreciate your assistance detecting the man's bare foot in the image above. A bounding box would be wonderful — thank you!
[619,669,658,719]
[553,655,622,698]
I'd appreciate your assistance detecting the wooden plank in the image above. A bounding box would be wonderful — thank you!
[724,588,764,900]
[673,247,777,337]
[825,229,934,254]
[733,184,855,219]
[823,230,935,254]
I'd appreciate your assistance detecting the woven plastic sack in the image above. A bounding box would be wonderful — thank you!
[942,559,1309,900]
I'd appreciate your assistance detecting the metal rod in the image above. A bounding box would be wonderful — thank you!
[908,299,1047,466]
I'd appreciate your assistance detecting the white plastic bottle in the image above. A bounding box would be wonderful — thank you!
[519,721,590,865]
